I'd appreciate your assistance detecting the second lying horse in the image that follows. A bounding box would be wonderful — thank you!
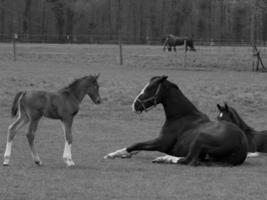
[105,76,248,166]
[217,103,267,156]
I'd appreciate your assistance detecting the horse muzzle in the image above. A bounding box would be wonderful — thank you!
[132,101,144,114]
[93,96,102,104]
[95,98,101,104]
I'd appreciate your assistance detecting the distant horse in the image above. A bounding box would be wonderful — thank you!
[105,76,248,166]
[3,75,101,167]
[163,34,196,52]
[217,103,267,157]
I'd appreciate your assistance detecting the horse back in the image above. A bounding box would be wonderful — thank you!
[22,91,78,119]
[197,121,248,163]
[197,121,246,144]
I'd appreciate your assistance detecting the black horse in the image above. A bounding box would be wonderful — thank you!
[163,34,196,52]
[105,76,248,166]
[217,103,267,156]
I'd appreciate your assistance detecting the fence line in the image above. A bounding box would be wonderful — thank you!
[1,33,267,47]
[1,33,266,71]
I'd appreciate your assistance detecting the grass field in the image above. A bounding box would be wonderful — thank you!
[0,44,267,200]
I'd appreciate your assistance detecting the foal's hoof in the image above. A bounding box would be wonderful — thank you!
[64,158,75,167]
[34,160,42,166]
[66,162,75,168]
[3,157,10,166]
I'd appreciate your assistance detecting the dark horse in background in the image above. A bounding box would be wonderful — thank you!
[217,103,267,157]
[163,34,196,52]
[3,75,101,167]
[105,76,248,166]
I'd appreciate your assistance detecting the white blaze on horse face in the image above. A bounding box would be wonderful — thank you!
[132,82,150,112]
[219,112,223,118]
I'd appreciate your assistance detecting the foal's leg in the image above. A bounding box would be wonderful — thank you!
[3,115,28,166]
[61,118,75,167]
[26,119,42,165]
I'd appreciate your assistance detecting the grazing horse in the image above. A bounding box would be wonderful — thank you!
[217,103,267,156]
[105,76,248,166]
[3,75,101,167]
[163,34,196,52]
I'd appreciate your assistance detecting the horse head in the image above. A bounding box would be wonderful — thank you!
[132,76,168,113]
[217,103,244,128]
[84,74,101,104]
[217,103,232,121]
[217,103,256,152]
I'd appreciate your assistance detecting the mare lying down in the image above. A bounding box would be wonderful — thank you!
[105,76,248,166]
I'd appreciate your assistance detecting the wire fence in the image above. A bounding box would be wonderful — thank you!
[0,33,266,72]
[1,33,267,47]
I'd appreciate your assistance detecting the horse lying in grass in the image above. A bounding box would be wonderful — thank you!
[105,76,248,166]
[162,34,196,52]
[217,103,267,157]
[3,75,101,167]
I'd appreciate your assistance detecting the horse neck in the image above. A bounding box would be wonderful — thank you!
[64,84,87,104]
[231,110,253,133]
[161,86,201,120]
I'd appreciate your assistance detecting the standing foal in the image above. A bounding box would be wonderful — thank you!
[3,75,101,167]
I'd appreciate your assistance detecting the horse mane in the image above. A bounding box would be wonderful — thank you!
[59,76,95,93]
[228,106,254,136]
[60,77,84,91]
[166,81,179,90]
[150,76,178,90]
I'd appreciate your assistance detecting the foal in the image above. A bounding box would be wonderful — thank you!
[217,103,267,156]
[4,75,101,167]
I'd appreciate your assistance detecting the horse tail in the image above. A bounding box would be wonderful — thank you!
[11,91,26,117]
[188,39,196,51]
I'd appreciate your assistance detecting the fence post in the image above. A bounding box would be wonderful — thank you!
[118,0,123,65]
[13,33,18,61]
[119,41,123,65]
[183,39,187,68]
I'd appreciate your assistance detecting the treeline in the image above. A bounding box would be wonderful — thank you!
[0,0,267,43]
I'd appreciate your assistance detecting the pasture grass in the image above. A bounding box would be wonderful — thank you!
[0,44,267,199]
[0,43,267,71]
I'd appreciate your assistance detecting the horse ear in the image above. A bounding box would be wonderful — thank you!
[217,104,222,111]
[160,75,168,82]
[95,73,100,79]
